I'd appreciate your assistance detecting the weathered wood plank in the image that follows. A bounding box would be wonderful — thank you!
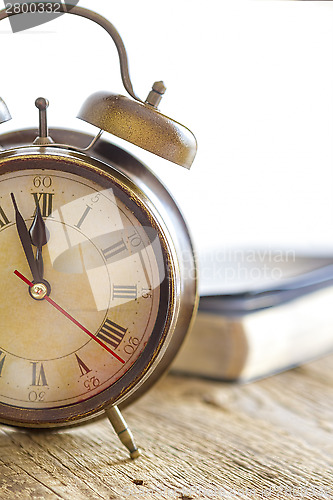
[0,354,332,499]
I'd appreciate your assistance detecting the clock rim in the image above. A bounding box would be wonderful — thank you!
[0,129,198,429]
[0,149,175,426]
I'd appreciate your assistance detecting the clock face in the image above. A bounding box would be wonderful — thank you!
[0,153,171,423]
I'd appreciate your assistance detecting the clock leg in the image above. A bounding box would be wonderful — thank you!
[105,406,141,459]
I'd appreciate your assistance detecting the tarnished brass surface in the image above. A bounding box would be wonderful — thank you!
[78,92,197,169]
[0,97,11,124]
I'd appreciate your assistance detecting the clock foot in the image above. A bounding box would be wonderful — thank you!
[105,406,141,460]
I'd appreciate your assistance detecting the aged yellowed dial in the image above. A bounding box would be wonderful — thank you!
[0,158,167,414]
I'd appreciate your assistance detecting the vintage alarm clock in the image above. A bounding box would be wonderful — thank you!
[0,3,197,458]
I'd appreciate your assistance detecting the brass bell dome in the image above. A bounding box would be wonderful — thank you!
[78,89,197,169]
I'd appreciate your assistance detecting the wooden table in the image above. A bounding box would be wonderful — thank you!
[0,354,332,499]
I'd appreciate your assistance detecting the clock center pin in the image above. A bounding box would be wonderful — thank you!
[30,282,49,300]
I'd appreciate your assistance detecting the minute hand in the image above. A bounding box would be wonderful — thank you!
[11,193,41,283]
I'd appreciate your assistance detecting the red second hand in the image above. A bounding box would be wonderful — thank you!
[14,270,125,364]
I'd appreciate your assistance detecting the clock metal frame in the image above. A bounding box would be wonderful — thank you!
[0,128,198,429]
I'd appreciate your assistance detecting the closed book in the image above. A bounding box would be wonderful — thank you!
[172,252,333,381]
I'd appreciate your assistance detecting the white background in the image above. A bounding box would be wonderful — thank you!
[1,0,333,260]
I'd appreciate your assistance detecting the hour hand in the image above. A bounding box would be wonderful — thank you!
[29,202,49,281]
[10,193,41,283]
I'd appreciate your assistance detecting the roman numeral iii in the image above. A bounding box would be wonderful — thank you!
[112,285,137,300]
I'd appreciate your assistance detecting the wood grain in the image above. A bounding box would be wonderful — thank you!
[0,354,332,499]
